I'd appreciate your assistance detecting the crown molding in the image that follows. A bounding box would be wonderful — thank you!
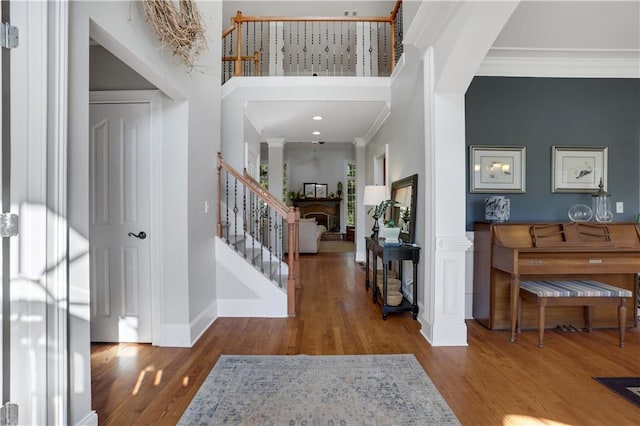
[362,102,391,144]
[477,48,640,78]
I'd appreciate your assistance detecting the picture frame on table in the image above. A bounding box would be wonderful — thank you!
[469,145,526,193]
[304,183,317,198]
[315,184,328,199]
[551,146,607,193]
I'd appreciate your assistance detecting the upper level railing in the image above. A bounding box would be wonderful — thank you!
[222,0,403,83]
[217,153,300,316]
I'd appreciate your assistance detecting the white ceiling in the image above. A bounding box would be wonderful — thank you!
[224,1,640,145]
[245,100,389,143]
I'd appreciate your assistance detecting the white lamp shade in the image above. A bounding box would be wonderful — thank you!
[363,185,388,206]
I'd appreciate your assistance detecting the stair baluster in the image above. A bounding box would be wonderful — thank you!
[217,153,299,316]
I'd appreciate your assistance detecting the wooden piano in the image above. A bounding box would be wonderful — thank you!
[473,222,640,337]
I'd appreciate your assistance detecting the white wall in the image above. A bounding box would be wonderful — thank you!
[89,45,156,90]
[68,1,221,422]
[366,44,428,311]
[285,143,354,198]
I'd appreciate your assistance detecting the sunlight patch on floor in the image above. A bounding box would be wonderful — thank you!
[504,415,572,426]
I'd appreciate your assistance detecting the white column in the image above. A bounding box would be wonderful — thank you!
[266,138,285,201]
[420,47,471,347]
[354,138,367,262]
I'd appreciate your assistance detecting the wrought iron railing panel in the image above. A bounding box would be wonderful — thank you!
[221,1,403,83]
[217,154,298,306]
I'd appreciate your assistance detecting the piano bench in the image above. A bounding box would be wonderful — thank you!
[518,280,632,348]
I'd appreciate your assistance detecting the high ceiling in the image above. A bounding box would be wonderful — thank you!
[224,1,639,145]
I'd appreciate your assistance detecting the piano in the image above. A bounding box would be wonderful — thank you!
[473,222,640,334]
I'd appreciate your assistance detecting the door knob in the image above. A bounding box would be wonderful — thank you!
[128,231,147,240]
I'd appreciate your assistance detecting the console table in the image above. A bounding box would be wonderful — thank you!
[365,237,420,320]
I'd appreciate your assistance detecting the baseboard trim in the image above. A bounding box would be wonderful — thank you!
[75,410,98,426]
[190,301,218,346]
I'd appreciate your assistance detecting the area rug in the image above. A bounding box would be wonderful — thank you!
[318,240,355,253]
[178,354,460,425]
[594,377,640,408]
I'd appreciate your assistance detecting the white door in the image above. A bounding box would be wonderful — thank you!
[89,102,152,342]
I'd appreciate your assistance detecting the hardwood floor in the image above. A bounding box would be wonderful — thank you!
[91,252,640,425]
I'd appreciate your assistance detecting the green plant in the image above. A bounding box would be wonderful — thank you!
[368,199,398,220]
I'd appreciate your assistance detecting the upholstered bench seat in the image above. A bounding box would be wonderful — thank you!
[520,280,632,298]
[519,279,632,348]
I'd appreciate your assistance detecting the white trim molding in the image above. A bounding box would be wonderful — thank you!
[478,48,640,78]
[437,235,473,252]
[420,236,471,347]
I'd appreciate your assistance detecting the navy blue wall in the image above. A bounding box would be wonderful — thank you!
[465,77,640,230]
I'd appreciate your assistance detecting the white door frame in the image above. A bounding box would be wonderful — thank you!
[6,1,70,424]
[89,90,163,345]
[373,143,389,186]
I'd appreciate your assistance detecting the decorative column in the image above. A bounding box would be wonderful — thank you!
[419,46,471,347]
[354,137,367,262]
[266,138,285,201]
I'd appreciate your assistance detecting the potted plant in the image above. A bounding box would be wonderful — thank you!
[367,199,399,238]
[287,191,297,205]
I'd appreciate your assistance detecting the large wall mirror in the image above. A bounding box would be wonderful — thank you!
[389,174,418,243]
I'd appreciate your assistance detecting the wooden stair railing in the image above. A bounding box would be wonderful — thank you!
[221,0,403,83]
[217,153,300,316]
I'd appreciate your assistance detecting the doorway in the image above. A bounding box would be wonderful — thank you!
[88,90,162,344]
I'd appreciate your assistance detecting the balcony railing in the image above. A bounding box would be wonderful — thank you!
[222,0,403,83]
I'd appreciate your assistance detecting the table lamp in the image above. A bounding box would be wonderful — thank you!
[363,185,388,238]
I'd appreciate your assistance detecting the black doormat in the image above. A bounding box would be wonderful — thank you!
[594,377,640,407]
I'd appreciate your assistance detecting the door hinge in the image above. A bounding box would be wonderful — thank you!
[0,213,18,237]
[0,403,18,426]
[1,22,18,49]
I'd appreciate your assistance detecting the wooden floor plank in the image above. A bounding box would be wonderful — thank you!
[91,251,640,425]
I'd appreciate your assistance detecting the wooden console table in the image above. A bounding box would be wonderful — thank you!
[365,237,420,320]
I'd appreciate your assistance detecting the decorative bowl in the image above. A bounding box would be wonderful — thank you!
[568,204,593,222]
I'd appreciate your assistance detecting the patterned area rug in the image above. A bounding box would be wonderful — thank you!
[179,354,460,425]
[594,377,640,407]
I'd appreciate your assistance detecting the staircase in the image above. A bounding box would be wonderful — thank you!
[216,153,300,317]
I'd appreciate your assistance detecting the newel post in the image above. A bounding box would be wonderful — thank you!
[287,207,299,316]
[217,152,223,237]
[234,11,243,76]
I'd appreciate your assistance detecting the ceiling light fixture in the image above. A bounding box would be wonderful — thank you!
[312,116,323,121]
[312,131,321,135]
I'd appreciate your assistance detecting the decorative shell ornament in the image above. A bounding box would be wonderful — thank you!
[142,0,208,70]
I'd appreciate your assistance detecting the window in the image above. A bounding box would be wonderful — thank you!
[346,162,356,226]
[282,161,288,200]
[259,163,268,189]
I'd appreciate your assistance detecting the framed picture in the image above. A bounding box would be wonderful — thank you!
[469,146,526,193]
[315,184,328,199]
[304,182,316,198]
[552,146,607,193]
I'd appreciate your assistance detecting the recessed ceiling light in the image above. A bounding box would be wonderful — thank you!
[312,131,321,135]
[312,116,323,121]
